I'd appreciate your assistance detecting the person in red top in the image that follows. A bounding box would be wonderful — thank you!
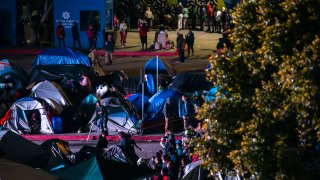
[138,18,149,50]
[206,2,213,32]
[56,21,65,47]
[86,25,96,51]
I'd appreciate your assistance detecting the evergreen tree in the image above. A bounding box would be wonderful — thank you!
[193,0,320,178]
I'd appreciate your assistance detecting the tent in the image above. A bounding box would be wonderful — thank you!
[50,156,155,180]
[30,81,72,107]
[0,158,59,180]
[0,131,63,170]
[79,94,98,118]
[126,93,150,115]
[0,97,55,134]
[168,70,213,93]
[143,89,181,133]
[182,160,210,180]
[29,64,94,85]
[144,57,176,76]
[32,48,91,67]
[223,0,241,9]
[0,59,28,90]
[87,97,140,134]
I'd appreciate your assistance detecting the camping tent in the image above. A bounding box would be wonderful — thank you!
[144,57,176,76]
[30,81,72,107]
[126,93,150,115]
[0,59,28,90]
[88,97,140,134]
[0,131,63,170]
[0,158,59,180]
[143,89,181,133]
[32,48,91,67]
[168,70,212,93]
[0,97,55,134]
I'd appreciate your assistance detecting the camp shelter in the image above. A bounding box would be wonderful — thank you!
[79,94,98,118]
[143,89,181,133]
[0,158,59,180]
[0,97,55,134]
[0,131,63,170]
[88,97,140,134]
[32,48,91,67]
[126,93,150,115]
[168,70,213,93]
[182,160,210,180]
[144,57,176,76]
[50,156,155,180]
[0,59,28,90]
[30,81,72,107]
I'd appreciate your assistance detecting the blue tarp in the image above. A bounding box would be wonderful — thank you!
[0,59,28,89]
[144,57,176,76]
[144,89,181,123]
[205,86,220,102]
[126,93,150,114]
[32,48,91,67]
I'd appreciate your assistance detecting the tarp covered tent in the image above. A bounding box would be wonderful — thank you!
[0,59,28,90]
[30,81,72,107]
[144,89,181,133]
[32,48,91,67]
[182,160,210,180]
[79,94,98,118]
[0,97,55,134]
[144,57,176,76]
[0,131,63,170]
[29,64,94,85]
[51,156,155,180]
[88,97,140,134]
[126,93,150,115]
[168,70,212,93]
[0,158,59,180]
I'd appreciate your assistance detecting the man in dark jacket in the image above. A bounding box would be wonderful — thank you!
[185,28,195,57]
[163,97,175,132]
[105,34,115,65]
[181,94,195,130]
[95,100,108,135]
[72,21,81,48]
[176,33,185,62]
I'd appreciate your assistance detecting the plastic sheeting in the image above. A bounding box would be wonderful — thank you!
[144,57,176,76]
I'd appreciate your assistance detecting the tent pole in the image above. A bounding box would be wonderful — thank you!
[156,55,159,92]
[141,68,145,135]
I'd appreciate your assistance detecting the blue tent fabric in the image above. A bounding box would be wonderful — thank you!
[144,57,176,76]
[145,89,181,123]
[224,0,241,9]
[126,93,150,114]
[0,59,28,89]
[79,94,98,117]
[205,86,220,102]
[32,48,91,67]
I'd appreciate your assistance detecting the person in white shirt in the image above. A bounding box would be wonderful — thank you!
[119,20,127,47]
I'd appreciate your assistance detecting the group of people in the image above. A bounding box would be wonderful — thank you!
[55,21,100,50]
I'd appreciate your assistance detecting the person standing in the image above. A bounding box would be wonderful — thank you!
[190,4,197,30]
[71,21,81,48]
[105,34,115,65]
[95,100,108,135]
[119,20,127,47]
[176,3,183,30]
[199,3,206,31]
[56,21,65,47]
[144,7,153,29]
[215,8,222,33]
[185,28,195,57]
[181,94,195,130]
[163,97,175,132]
[176,32,185,62]
[182,6,189,29]
[86,25,95,50]
[206,2,213,32]
[138,20,149,50]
